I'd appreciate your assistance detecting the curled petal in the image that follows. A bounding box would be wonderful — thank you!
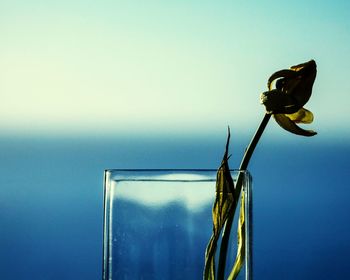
[290,60,317,106]
[285,108,314,124]
[267,60,317,108]
[291,74,316,106]
[267,69,297,90]
[274,114,317,137]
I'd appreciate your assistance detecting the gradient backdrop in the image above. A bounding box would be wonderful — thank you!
[1,1,350,279]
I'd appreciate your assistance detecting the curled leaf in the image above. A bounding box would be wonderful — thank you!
[204,129,235,280]
[274,113,317,136]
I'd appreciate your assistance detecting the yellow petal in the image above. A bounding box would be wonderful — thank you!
[274,114,317,137]
[285,108,314,124]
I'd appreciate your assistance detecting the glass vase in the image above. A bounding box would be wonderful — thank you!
[102,169,252,280]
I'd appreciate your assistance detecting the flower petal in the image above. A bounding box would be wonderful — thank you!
[290,59,316,72]
[285,108,314,124]
[266,60,317,108]
[274,113,317,137]
[267,69,297,90]
[290,60,317,106]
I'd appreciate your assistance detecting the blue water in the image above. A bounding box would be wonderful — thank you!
[0,133,349,279]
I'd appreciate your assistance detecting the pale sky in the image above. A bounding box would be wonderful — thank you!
[1,0,349,136]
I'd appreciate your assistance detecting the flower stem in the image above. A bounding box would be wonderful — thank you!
[217,113,271,280]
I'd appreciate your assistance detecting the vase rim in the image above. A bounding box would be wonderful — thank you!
[105,168,250,172]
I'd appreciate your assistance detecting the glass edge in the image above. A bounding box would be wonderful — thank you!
[102,170,111,280]
[103,169,251,182]
[104,168,251,173]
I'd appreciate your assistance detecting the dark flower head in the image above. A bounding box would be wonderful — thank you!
[260,60,317,136]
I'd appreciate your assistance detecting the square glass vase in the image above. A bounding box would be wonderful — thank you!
[103,169,252,280]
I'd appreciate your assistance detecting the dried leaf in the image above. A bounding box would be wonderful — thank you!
[228,190,246,280]
[204,129,235,280]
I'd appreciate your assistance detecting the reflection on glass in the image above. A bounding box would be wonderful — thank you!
[103,170,252,280]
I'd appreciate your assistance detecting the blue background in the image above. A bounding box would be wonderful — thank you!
[1,131,349,279]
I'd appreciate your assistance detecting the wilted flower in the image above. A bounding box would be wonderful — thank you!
[260,60,317,136]
[204,59,320,280]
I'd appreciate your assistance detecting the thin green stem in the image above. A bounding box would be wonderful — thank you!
[217,113,271,280]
